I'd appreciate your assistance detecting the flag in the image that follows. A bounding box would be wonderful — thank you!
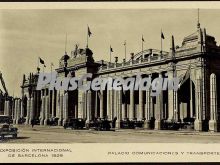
[39,57,45,64]
[161,31,165,39]
[75,44,78,50]
[142,35,145,42]
[110,46,113,52]
[124,40,126,46]
[88,26,92,37]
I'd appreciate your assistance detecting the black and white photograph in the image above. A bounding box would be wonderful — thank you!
[0,2,220,163]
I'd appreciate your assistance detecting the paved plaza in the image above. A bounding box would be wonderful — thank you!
[1,125,220,143]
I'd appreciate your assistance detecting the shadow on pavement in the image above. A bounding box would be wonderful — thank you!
[15,137,30,140]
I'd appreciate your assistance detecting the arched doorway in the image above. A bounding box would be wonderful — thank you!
[178,78,195,126]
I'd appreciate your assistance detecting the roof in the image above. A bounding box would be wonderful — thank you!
[132,49,169,61]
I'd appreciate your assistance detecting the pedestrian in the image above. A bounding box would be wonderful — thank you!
[31,119,35,128]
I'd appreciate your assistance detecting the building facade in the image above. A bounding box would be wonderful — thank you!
[6,23,220,132]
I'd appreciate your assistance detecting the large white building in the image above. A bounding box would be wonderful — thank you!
[4,22,220,132]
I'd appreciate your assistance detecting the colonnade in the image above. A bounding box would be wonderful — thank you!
[6,72,219,132]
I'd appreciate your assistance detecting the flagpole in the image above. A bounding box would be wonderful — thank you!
[189,63,193,118]
[37,57,40,73]
[161,29,163,56]
[50,63,53,81]
[124,41,126,61]
[65,33,67,54]
[142,35,144,60]
[87,25,89,48]
[110,46,111,63]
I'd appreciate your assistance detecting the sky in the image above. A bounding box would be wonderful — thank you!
[0,9,220,96]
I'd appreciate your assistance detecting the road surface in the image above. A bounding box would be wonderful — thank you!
[1,125,220,143]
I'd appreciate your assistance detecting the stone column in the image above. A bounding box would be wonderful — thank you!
[164,103,167,119]
[113,90,117,119]
[15,99,21,124]
[155,73,163,130]
[122,103,126,120]
[18,99,21,123]
[35,91,39,119]
[4,101,10,116]
[28,97,34,124]
[86,90,92,125]
[40,95,45,125]
[44,95,49,125]
[6,101,9,116]
[20,100,24,118]
[75,91,78,119]
[110,90,113,120]
[4,101,7,116]
[78,90,86,119]
[62,93,66,125]
[209,73,218,132]
[94,91,98,118]
[190,78,194,118]
[25,98,30,125]
[63,92,69,126]
[144,89,151,129]
[13,100,17,124]
[116,90,122,129]
[58,94,63,126]
[99,90,104,119]
[138,89,144,120]
[7,101,10,116]
[107,90,111,120]
[194,75,203,131]
[55,90,60,118]
[129,89,134,120]
[51,90,55,118]
[167,71,178,121]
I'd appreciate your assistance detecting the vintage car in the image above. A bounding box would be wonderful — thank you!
[63,118,85,129]
[88,118,111,131]
[0,123,18,139]
[47,117,59,126]
[162,120,181,130]
[120,118,145,129]
[0,115,13,124]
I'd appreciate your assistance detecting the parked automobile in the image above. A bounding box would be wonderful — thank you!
[0,115,12,124]
[63,118,85,129]
[120,118,144,129]
[162,120,181,130]
[120,118,135,129]
[93,118,111,131]
[47,117,59,126]
[0,123,18,139]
